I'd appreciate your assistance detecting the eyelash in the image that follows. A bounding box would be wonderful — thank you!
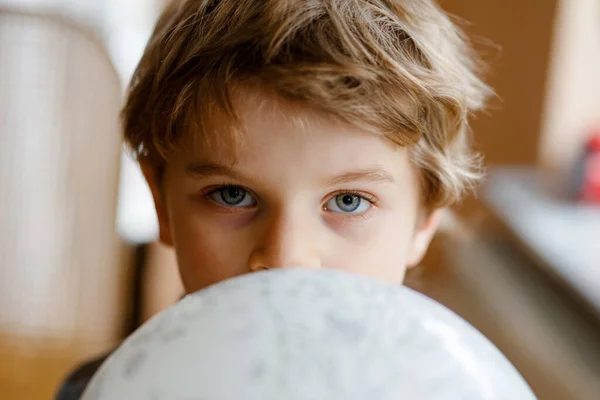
[202,184,379,215]
[329,190,379,206]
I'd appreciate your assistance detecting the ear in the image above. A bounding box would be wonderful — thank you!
[406,209,444,268]
[140,161,173,247]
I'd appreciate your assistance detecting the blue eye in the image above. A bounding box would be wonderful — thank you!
[325,193,371,214]
[208,186,256,207]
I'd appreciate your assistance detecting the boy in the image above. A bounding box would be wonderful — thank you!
[57,0,490,397]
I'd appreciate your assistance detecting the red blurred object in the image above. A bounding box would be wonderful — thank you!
[579,129,600,204]
[586,133,600,151]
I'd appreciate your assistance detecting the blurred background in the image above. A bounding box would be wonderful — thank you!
[0,0,599,399]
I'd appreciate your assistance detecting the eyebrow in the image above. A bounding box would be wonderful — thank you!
[186,163,253,183]
[185,163,395,186]
[326,168,395,186]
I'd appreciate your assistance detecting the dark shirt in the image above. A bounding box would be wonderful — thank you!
[55,352,112,400]
[57,294,185,399]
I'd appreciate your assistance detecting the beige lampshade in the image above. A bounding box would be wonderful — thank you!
[0,8,129,344]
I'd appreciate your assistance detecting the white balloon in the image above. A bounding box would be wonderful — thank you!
[82,268,536,400]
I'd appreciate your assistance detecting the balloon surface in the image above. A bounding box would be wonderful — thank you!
[82,268,536,400]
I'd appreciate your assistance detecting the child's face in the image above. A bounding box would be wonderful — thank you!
[143,89,440,293]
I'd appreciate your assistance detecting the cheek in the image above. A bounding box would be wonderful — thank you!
[325,214,416,283]
[168,202,250,292]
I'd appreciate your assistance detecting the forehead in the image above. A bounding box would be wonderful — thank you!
[176,86,414,180]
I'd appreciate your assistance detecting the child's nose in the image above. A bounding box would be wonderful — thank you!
[248,210,322,271]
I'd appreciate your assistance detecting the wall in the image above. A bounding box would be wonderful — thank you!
[441,0,559,167]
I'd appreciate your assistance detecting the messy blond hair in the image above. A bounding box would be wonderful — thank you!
[122,0,492,208]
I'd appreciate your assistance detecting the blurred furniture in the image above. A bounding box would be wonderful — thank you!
[483,167,600,321]
[0,7,131,398]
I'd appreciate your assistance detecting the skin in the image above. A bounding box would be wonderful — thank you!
[142,87,441,294]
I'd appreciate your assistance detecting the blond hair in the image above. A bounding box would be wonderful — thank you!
[122,0,492,208]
